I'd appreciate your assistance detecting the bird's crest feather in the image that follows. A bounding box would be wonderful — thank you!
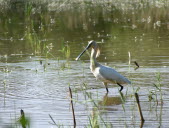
[96,48,100,58]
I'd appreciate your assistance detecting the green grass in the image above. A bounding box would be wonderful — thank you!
[153,72,163,104]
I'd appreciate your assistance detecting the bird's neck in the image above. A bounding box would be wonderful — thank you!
[90,48,98,71]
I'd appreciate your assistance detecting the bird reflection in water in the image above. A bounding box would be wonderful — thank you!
[98,93,123,111]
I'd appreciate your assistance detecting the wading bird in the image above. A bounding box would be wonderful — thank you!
[76,40,131,93]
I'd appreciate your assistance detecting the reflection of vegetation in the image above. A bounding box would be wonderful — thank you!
[60,43,70,59]
[0,0,169,56]
[57,42,71,70]
[25,30,41,55]
[25,2,33,17]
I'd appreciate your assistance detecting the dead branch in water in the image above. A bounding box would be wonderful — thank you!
[69,87,76,128]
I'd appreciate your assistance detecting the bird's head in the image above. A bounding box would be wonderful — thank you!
[76,40,100,60]
[87,40,96,48]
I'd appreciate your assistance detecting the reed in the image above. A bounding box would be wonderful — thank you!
[153,72,163,104]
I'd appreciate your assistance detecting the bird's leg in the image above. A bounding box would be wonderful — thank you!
[103,82,109,93]
[117,83,123,92]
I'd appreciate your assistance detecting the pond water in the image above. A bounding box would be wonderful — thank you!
[0,0,169,128]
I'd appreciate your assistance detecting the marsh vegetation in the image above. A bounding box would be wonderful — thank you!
[0,0,169,127]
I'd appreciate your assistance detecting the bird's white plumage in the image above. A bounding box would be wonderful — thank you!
[92,64,131,84]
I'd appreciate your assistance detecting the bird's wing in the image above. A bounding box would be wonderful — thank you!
[98,65,131,84]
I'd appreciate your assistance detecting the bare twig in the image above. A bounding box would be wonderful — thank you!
[134,61,139,68]
[134,61,139,70]
[49,114,57,125]
[135,93,145,122]
[69,87,76,128]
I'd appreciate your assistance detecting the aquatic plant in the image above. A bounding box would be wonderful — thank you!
[17,109,30,128]
[153,72,163,104]
[88,108,99,128]
[60,42,71,60]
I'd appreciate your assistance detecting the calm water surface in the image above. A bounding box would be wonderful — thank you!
[0,1,169,127]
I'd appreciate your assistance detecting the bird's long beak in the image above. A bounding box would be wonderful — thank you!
[75,43,91,60]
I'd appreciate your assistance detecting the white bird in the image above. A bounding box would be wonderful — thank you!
[76,40,131,93]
